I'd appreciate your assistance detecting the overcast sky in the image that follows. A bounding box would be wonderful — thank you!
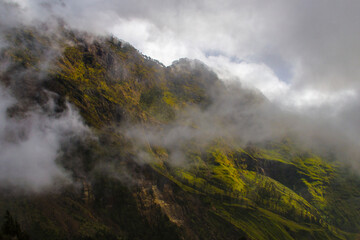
[5,0,360,109]
[1,0,360,178]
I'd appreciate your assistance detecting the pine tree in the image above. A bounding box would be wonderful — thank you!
[1,211,30,240]
[1,211,16,236]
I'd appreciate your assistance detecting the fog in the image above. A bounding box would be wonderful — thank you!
[0,86,89,192]
[123,61,360,168]
[1,0,360,190]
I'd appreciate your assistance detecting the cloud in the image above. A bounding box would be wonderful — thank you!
[205,55,290,101]
[3,0,360,169]
[6,0,358,109]
[0,85,89,192]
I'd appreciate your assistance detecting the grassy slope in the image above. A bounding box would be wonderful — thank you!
[150,142,357,240]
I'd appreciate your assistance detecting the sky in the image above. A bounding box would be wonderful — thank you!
[9,0,360,110]
[2,0,360,188]
[0,0,355,109]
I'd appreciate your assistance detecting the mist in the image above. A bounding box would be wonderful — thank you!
[0,86,89,192]
[123,69,360,169]
[0,1,90,192]
[1,0,360,190]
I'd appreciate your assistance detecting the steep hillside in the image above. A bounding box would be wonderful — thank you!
[0,27,360,240]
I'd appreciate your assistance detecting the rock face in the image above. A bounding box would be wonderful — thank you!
[1,26,360,240]
[151,185,184,227]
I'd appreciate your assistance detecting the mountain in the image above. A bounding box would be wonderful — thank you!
[0,26,360,240]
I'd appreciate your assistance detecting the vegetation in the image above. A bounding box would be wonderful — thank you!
[0,211,29,240]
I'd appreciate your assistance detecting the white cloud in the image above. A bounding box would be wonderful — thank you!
[110,18,197,65]
[0,86,89,192]
[204,55,289,100]
[7,0,360,109]
[282,88,357,110]
[4,0,360,167]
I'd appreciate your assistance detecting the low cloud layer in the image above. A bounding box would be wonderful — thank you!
[2,0,360,186]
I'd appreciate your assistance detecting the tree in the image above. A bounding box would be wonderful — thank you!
[1,211,29,240]
[1,211,16,236]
